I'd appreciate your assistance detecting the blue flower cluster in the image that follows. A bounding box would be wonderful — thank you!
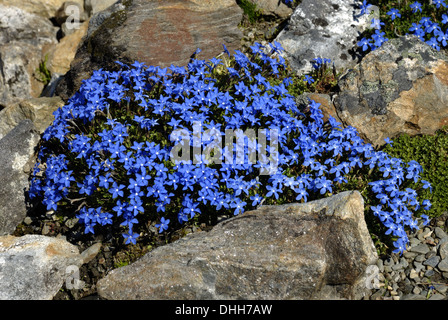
[29,41,431,254]
[358,1,448,52]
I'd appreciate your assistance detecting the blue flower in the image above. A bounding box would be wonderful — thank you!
[123,230,139,245]
[30,40,431,254]
[370,18,384,30]
[359,0,372,15]
[432,0,447,8]
[387,8,401,20]
[303,75,314,84]
[155,217,170,233]
[410,2,422,13]
[315,177,333,195]
[426,37,441,51]
[357,37,371,51]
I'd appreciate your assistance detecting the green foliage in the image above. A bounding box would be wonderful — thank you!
[35,54,52,87]
[382,127,448,219]
[237,0,263,25]
[363,0,448,50]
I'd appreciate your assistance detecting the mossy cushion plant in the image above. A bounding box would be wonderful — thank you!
[29,41,432,255]
[382,128,448,220]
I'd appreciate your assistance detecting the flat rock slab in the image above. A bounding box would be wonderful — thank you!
[56,0,243,101]
[97,191,377,300]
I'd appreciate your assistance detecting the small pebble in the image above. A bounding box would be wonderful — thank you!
[424,256,440,268]
[437,259,448,272]
[429,293,446,300]
[23,217,33,225]
[410,243,430,254]
[424,269,435,277]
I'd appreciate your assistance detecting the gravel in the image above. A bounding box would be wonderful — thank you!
[364,212,448,300]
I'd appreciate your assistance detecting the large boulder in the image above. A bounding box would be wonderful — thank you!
[275,0,375,75]
[0,120,40,236]
[55,0,244,101]
[0,5,58,107]
[97,191,378,300]
[0,234,101,300]
[333,35,448,147]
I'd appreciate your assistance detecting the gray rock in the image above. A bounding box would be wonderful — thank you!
[0,120,40,235]
[433,283,448,294]
[401,294,426,300]
[409,243,430,255]
[424,256,440,268]
[409,237,421,247]
[439,241,448,260]
[97,191,378,300]
[438,259,448,272]
[275,0,375,75]
[424,269,435,277]
[333,35,448,147]
[80,242,102,264]
[414,261,424,272]
[0,5,58,106]
[434,227,448,240]
[428,293,446,300]
[403,251,418,259]
[0,234,83,299]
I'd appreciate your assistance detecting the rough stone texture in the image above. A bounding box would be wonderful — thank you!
[84,0,118,16]
[47,20,90,75]
[275,0,375,75]
[0,96,65,140]
[333,35,448,147]
[0,5,58,107]
[0,235,100,300]
[55,0,244,101]
[249,0,293,19]
[0,0,84,19]
[0,120,40,236]
[97,191,378,300]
